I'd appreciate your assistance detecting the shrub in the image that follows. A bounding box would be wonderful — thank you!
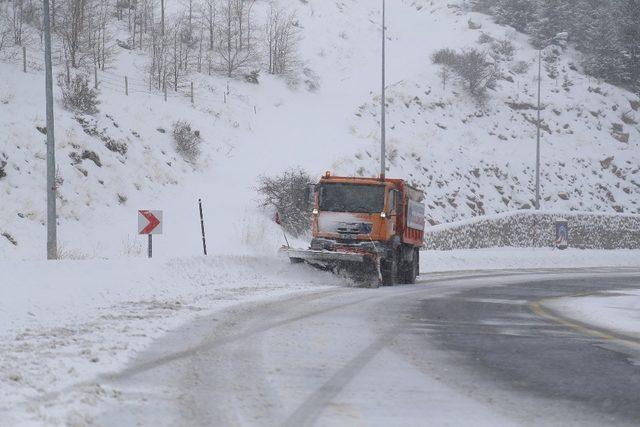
[172,121,202,162]
[105,139,128,155]
[432,48,498,98]
[431,48,458,68]
[244,70,260,84]
[455,49,498,96]
[57,74,100,115]
[478,33,494,45]
[256,168,314,237]
[511,60,530,74]
[81,150,102,167]
[492,38,515,62]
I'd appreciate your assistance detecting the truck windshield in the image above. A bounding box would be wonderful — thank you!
[319,183,386,213]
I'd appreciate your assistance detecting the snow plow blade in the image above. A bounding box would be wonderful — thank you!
[286,248,381,288]
[286,249,367,264]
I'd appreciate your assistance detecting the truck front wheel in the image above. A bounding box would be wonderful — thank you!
[381,250,399,286]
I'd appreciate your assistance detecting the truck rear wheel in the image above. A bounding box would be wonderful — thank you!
[400,248,419,284]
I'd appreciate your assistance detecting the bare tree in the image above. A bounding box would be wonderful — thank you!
[217,0,254,77]
[0,6,14,53]
[57,0,89,68]
[10,0,25,45]
[160,0,165,36]
[201,0,216,51]
[149,22,170,89]
[265,1,299,76]
[87,0,114,70]
[455,49,498,96]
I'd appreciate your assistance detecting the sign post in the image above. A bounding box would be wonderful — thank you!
[138,210,163,258]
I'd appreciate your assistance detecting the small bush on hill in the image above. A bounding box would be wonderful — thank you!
[57,74,100,115]
[432,48,498,98]
[492,38,515,61]
[172,121,202,162]
[256,168,314,237]
[105,139,128,155]
[431,48,458,68]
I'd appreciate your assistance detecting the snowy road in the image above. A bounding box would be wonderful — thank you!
[73,270,640,426]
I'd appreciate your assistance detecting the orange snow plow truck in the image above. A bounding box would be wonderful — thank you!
[287,172,426,287]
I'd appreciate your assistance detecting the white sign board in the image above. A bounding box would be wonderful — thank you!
[407,200,426,231]
[138,210,163,235]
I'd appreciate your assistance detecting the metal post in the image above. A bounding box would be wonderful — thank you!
[94,67,98,89]
[23,46,27,73]
[198,199,207,256]
[148,234,152,258]
[190,81,194,104]
[535,48,542,210]
[380,0,386,181]
[125,76,129,96]
[43,0,57,260]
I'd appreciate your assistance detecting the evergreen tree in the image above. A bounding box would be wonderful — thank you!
[581,6,624,85]
[617,0,640,92]
[527,0,570,48]
[493,0,536,32]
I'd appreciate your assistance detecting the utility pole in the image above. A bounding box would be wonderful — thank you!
[534,33,567,212]
[380,0,386,181]
[43,0,57,259]
[535,47,542,211]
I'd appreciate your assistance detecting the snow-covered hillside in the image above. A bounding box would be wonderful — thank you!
[1,0,639,260]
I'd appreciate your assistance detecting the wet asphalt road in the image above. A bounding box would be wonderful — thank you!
[415,273,640,425]
[87,269,640,426]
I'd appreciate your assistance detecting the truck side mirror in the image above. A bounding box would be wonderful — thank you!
[306,184,316,206]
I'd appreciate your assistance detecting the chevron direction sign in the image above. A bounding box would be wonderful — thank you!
[138,210,163,235]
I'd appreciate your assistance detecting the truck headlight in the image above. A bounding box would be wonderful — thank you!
[380,212,386,218]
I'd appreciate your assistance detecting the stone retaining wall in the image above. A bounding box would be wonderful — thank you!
[424,211,640,250]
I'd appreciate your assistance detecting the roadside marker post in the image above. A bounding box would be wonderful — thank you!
[198,199,208,256]
[138,210,163,258]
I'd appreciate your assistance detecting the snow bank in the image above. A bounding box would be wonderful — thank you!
[0,255,343,424]
[546,290,640,340]
[424,211,640,250]
[420,248,640,273]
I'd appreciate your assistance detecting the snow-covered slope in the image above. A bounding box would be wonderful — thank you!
[1,0,639,260]
[339,2,640,224]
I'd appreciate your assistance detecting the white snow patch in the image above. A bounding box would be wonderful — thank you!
[0,255,344,425]
[546,290,640,340]
[420,248,640,273]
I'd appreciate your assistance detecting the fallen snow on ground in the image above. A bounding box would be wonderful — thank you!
[547,289,640,340]
[0,255,343,425]
[420,248,640,273]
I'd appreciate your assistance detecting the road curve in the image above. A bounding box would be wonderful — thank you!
[92,269,640,426]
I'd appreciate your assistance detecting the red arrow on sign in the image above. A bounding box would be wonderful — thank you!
[139,210,161,234]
